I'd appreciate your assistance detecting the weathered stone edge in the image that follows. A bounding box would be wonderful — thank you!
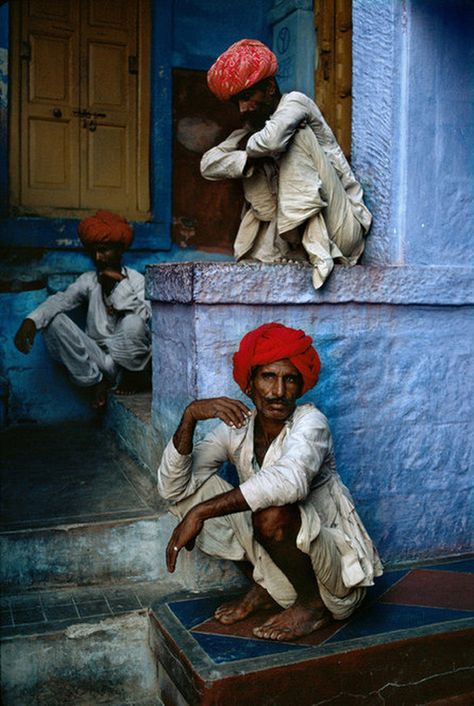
[145,262,474,306]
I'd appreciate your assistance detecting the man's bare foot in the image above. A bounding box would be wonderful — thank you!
[215,583,278,625]
[114,368,151,396]
[91,377,111,410]
[253,598,331,641]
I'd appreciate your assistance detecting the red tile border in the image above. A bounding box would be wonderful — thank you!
[381,569,474,611]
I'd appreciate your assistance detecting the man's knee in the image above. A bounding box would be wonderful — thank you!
[44,313,71,341]
[252,505,301,544]
[118,314,149,339]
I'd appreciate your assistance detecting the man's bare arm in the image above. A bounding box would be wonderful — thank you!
[173,397,252,455]
[166,487,249,572]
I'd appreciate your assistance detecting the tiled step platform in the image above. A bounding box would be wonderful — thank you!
[150,558,474,706]
[1,581,172,706]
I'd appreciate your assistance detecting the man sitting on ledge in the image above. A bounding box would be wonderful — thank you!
[201,39,372,289]
[14,210,151,409]
[158,323,382,641]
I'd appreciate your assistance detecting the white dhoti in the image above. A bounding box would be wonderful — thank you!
[43,312,151,387]
[168,474,367,621]
[238,127,365,289]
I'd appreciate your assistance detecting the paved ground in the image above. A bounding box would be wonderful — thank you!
[0,422,162,531]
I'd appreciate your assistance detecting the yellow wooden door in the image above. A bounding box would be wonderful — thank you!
[19,0,81,210]
[11,0,150,220]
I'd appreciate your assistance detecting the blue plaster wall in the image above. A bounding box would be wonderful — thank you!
[402,0,474,266]
[353,0,474,267]
[147,262,473,565]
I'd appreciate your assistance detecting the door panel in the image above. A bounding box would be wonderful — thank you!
[80,1,137,210]
[21,2,80,208]
[28,0,75,23]
[11,0,150,219]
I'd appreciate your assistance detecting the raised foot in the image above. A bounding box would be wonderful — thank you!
[214,583,278,625]
[253,600,331,641]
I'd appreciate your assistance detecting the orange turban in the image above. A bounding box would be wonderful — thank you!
[77,210,133,249]
[233,323,321,396]
[207,39,278,102]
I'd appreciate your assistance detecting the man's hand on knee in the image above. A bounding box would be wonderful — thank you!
[14,318,37,354]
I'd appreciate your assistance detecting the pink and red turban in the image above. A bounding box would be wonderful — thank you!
[77,210,133,249]
[233,323,321,396]
[207,39,278,102]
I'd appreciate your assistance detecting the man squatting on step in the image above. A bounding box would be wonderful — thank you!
[159,323,382,641]
[201,40,372,289]
[14,210,151,409]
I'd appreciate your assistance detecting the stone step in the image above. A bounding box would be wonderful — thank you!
[0,423,243,592]
[149,558,474,706]
[106,392,160,478]
[1,581,172,706]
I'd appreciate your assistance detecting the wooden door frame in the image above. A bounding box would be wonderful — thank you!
[9,0,151,220]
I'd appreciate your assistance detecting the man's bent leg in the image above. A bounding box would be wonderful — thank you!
[43,313,117,387]
[251,505,331,640]
[107,314,151,371]
[167,476,292,624]
[278,127,364,288]
[106,314,151,394]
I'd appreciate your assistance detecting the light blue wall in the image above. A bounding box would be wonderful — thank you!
[403,0,474,266]
[148,262,473,565]
[353,0,474,267]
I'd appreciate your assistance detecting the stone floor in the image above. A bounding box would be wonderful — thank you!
[0,421,162,531]
[1,420,473,705]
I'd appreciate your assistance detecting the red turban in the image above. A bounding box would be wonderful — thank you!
[77,210,133,249]
[207,39,278,102]
[233,323,321,396]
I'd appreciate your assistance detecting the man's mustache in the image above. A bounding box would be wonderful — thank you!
[264,397,291,405]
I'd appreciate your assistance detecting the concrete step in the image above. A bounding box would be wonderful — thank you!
[1,581,172,706]
[106,392,160,479]
[0,422,243,592]
[149,558,474,706]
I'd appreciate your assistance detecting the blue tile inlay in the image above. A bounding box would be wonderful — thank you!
[326,602,473,644]
[169,595,239,630]
[421,559,474,574]
[364,569,410,603]
[191,631,307,664]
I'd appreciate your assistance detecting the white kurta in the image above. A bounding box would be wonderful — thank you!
[158,404,383,619]
[28,268,151,385]
[201,92,372,289]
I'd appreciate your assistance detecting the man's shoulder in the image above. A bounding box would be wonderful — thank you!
[74,270,97,287]
[292,403,330,430]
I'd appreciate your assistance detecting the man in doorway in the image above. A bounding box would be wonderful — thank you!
[14,210,151,409]
[158,323,382,641]
[201,39,372,289]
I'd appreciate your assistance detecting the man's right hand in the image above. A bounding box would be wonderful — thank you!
[173,397,252,455]
[14,318,37,354]
[186,397,252,429]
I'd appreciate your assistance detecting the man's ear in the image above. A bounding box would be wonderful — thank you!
[267,78,276,96]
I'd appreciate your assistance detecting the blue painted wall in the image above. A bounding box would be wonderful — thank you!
[353,0,474,267]
[147,257,473,566]
[402,0,474,266]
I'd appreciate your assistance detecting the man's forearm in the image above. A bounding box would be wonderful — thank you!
[172,408,197,455]
[194,487,249,521]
